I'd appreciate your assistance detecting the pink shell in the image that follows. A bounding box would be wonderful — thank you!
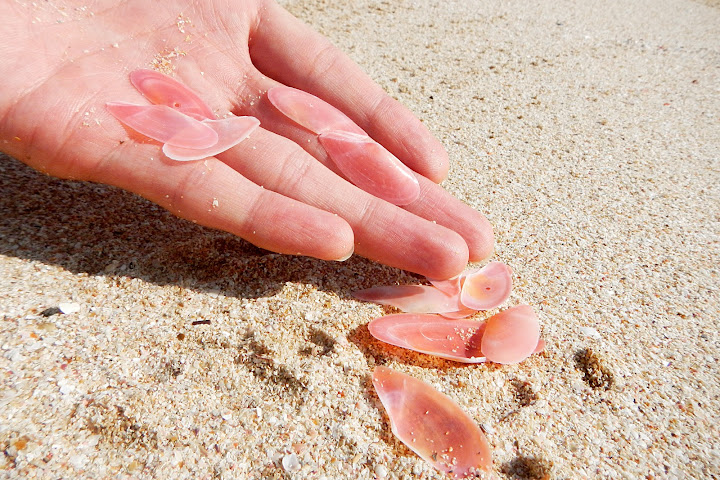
[318,130,420,205]
[481,305,540,365]
[130,69,215,120]
[354,285,464,314]
[267,86,365,135]
[372,366,493,478]
[106,102,218,149]
[460,262,513,311]
[163,116,260,161]
[368,313,487,363]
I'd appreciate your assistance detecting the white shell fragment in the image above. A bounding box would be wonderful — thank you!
[58,302,81,314]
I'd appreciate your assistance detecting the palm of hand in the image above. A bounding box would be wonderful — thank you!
[0,0,493,278]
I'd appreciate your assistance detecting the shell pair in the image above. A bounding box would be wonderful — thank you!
[107,69,259,161]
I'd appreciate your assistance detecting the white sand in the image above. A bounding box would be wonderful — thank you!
[1,0,719,478]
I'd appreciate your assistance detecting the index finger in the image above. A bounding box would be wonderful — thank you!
[248,0,449,183]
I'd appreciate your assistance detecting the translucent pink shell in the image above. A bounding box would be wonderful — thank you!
[354,285,464,314]
[267,86,364,135]
[460,262,513,311]
[106,102,218,149]
[130,69,215,120]
[318,131,420,205]
[163,116,260,161]
[368,314,487,363]
[372,366,493,478]
[480,305,540,365]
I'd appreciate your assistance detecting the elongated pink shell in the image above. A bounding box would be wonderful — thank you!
[372,366,493,478]
[130,69,215,120]
[106,102,218,149]
[481,305,540,365]
[318,131,420,205]
[163,116,260,161]
[460,262,512,311]
[369,314,487,363]
[354,285,463,314]
[267,86,365,135]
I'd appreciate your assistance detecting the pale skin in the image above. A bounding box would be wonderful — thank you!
[0,0,494,279]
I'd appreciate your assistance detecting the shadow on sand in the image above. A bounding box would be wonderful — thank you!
[0,155,412,300]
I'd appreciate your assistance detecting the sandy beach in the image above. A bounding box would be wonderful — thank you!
[1,0,719,478]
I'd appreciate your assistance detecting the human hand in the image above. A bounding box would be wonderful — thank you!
[0,0,493,279]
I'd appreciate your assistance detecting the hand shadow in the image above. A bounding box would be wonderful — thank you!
[0,154,402,300]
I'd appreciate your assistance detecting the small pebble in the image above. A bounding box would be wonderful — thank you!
[374,464,388,479]
[282,453,301,473]
[40,307,61,317]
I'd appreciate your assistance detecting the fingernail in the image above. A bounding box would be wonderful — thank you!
[335,248,354,262]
